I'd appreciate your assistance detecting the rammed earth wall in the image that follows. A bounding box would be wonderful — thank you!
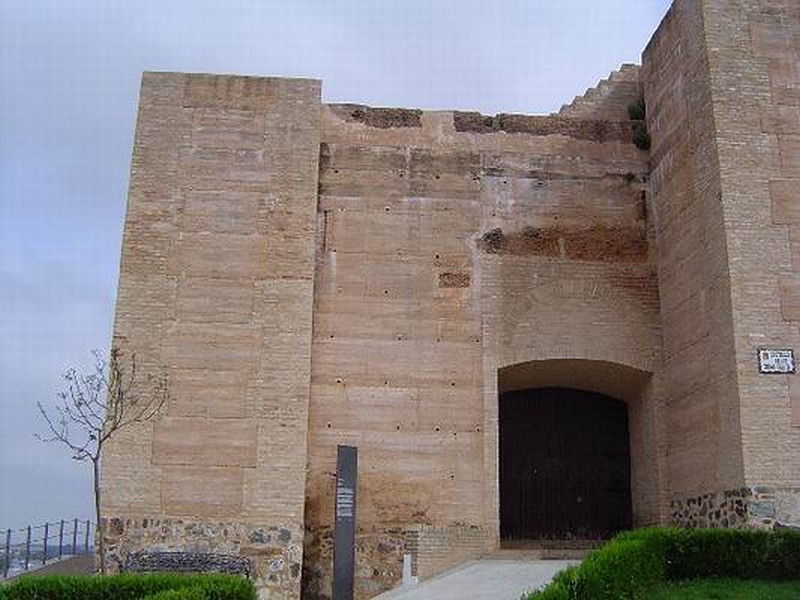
[643,0,800,535]
[103,2,800,598]
[101,73,321,599]
[304,99,656,598]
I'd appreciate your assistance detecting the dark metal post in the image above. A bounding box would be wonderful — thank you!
[42,523,49,564]
[24,526,31,571]
[72,518,78,555]
[84,520,90,554]
[58,520,64,559]
[332,445,358,600]
[3,528,10,578]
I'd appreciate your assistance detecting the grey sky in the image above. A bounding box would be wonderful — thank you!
[0,0,671,530]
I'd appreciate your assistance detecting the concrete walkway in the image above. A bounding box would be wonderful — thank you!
[375,559,579,600]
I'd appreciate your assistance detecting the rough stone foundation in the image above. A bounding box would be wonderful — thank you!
[301,527,407,600]
[670,489,750,528]
[102,517,303,599]
[301,524,486,600]
[670,487,800,530]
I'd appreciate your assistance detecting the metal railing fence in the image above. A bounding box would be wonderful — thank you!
[1,518,93,579]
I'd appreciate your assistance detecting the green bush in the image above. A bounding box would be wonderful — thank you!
[765,529,800,578]
[526,565,581,600]
[632,123,651,150]
[193,576,256,600]
[578,537,664,600]
[525,534,664,600]
[0,573,255,600]
[662,528,800,581]
[525,528,800,600]
[142,587,208,600]
[628,98,646,121]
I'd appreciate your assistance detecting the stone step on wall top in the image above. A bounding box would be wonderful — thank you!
[557,64,642,122]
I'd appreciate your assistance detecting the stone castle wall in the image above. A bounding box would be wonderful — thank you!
[104,1,800,598]
[700,0,800,515]
[642,0,746,506]
[107,71,662,600]
[557,64,642,121]
[303,95,658,597]
[301,524,485,599]
[643,0,800,530]
[101,73,322,598]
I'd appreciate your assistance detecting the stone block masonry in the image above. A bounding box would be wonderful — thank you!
[105,518,302,587]
[671,486,800,530]
[305,96,656,598]
[301,525,485,598]
[642,0,744,506]
[643,0,800,531]
[104,2,800,598]
[101,72,321,599]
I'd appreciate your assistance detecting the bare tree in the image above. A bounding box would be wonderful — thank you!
[37,347,168,574]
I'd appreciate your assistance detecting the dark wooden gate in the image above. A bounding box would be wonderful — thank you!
[499,387,632,541]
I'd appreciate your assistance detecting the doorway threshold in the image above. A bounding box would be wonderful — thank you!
[494,539,605,560]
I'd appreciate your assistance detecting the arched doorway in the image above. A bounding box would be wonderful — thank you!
[499,387,632,541]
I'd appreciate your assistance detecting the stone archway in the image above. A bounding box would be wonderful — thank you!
[483,359,664,547]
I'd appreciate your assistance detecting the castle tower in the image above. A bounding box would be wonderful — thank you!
[102,2,800,598]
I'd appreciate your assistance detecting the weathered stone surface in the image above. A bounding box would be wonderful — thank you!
[301,525,485,600]
[477,224,648,262]
[103,518,302,598]
[152,418,257,467]
[452,112,637,143]
[327,105,423,129]
[101,73,321,599]
[123,551,252,576]
[672,486,800,530]
[102,3,800,598]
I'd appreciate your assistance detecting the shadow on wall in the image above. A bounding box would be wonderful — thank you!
[496,359,664,530]
[499,359,651,402]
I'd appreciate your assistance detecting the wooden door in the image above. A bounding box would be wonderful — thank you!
[499,387,632,541]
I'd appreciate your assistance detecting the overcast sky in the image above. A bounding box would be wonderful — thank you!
[0,0,671,531]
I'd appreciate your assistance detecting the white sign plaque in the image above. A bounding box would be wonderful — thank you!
[758,348,795,374]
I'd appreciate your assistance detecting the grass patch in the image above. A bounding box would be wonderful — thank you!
[524,528,800,600]
[0,573,256,600]
[648,578,800,600]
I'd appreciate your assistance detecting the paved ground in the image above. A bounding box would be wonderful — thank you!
[375,559,579,600]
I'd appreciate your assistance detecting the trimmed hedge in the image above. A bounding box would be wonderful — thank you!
[527,566,582,600]
[526,528,800,600]
[663,528,800,580]
[0,573,255,600]
[142,587,207,600]
[576,537,663,599]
